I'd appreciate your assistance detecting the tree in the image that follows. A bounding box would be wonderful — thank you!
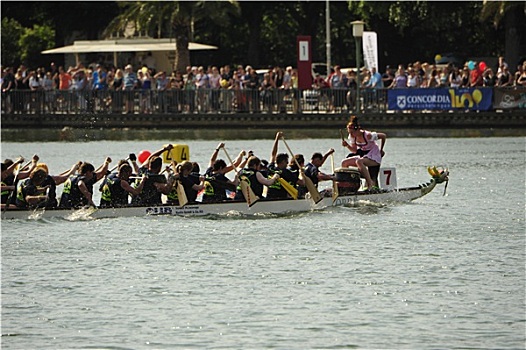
[481,1,526,69]
[1,18,24,67]
[103,1,238,72]
[19,24,55,68]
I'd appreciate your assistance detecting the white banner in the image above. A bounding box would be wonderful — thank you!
[362,31,378,71]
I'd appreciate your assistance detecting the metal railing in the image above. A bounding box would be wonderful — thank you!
[1,87,524,115]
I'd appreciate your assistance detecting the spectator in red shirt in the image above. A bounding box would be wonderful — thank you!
[469,62,483,87]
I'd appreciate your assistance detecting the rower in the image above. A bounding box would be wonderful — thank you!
[132,145,173,206]
[15,167,51,209]
[59,158,111,208]
[304,150,336,188]
[29,161,80,208]
[266,132,301,199]
[178,161,205,203]
[202,143,241,203]
[100,164,146,207]
[1,155,39,207]
[234,156,279,200]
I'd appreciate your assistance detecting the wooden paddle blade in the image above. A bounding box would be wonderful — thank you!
[176,181,188,207]
[331,153,339,203]
[302,175,322,204]
[240,180,259,207]
[332,182,339,203]
[278,178,298,200]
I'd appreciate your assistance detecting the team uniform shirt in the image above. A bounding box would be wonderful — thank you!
[16,177,53,209]
[100,173,129,207]
[266,163,299,199]
[235,168,264,200]
[131,166,165,206]
[304,162,320,187]
[202,167,234,203]
[180,173,201,203]
[59,174,96,208]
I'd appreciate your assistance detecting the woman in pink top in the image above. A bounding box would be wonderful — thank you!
[341,115,386,190]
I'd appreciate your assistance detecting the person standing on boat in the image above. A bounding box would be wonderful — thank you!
[341,115,386,190]
[100,164,147,207]
[266,132,302,199]
[304,150,336,188]
[59,159,111,208]
[234,156,279,200]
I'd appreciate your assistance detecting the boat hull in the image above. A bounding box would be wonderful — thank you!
[1,180,438,221]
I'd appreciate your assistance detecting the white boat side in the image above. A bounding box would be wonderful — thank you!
[1,179,441,221]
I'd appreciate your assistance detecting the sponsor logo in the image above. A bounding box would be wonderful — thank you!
[448,89,483,108]
[397,96,406,109]
[498,93,516,108]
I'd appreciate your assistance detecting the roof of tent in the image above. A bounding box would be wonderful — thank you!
[42,39,218,54]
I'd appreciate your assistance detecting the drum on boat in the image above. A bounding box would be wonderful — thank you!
[334,167,361,194]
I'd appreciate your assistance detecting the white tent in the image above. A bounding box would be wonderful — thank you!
[42,38,218,71]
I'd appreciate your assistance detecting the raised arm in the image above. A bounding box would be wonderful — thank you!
[320,148,335,166]
[17,155,40,180]
[129,153,140,174]
[209,142,225,168]
[224,149,246,173]
[144,144,174,168]
[53,161,81,185]
[341,138,357,154]
[94,157,112,181]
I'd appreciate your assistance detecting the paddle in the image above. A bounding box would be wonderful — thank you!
[278,177,298,200]
[280,136,323,204]
[221,146,259,207]
[331,152,339,203]
[3,159,33,212]
[170,161,188,207]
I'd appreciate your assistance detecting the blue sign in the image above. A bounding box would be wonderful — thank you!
[388,88,493,111]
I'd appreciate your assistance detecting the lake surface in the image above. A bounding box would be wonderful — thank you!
[1,136,525,349]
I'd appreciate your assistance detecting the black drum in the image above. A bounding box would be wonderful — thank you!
[334,167,361,194]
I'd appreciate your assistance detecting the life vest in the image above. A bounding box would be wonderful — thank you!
[1,181,10,204]
[59,174,94,208]
[100,174,128,207]
[16,178,31,208]
[267,167,297,199]
[202,172,230,202]
[236,168,263,197]
[131,168,165,206]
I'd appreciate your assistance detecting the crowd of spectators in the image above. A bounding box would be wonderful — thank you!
[1,55,525,115]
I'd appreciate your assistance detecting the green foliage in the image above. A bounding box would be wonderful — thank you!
[18,24,55,67]
[1,1,521,71]
[1,17,23,67]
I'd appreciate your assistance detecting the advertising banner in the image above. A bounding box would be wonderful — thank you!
[387,88,493,111]
[362,31,378,71]
[493,88,526,110]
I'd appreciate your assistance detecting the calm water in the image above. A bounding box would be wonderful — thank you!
[1,137,525,349]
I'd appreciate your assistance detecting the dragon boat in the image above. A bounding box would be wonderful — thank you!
[1,166,449,221]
